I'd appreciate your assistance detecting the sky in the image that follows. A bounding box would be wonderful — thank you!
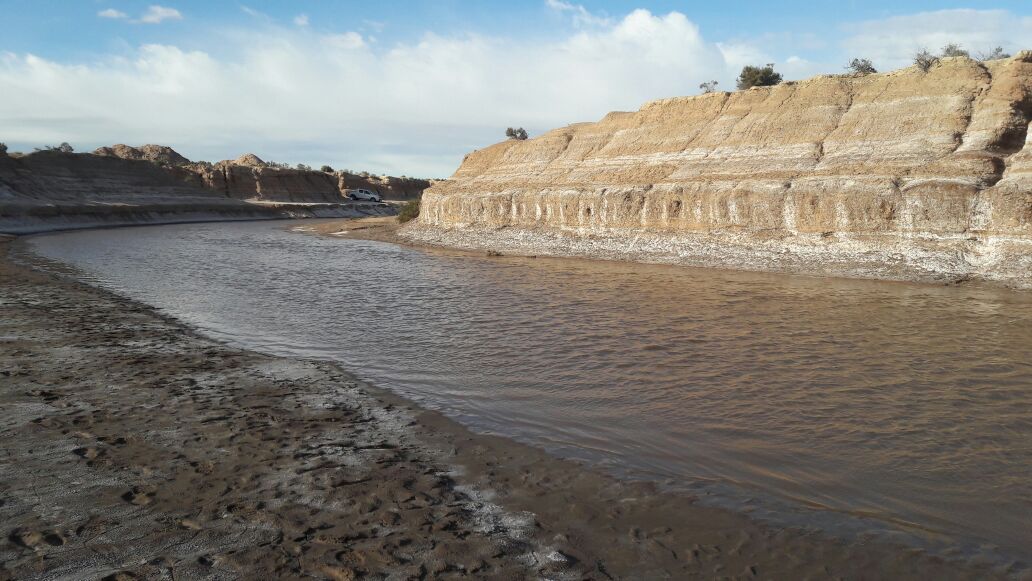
[1,1,1030,177]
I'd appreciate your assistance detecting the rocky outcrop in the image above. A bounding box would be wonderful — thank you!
[191,162,344,203]
[93,144,191,166]
[94,146,432,203]
[0,151,393,234]
[406,53,1032,288]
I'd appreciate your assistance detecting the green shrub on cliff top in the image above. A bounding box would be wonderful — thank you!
[506,127,529,140]
[398,197,420,223]
[736,64,782,90]
[846,58,877,75]
[913,49,939,72]
[977,47,1010,61]
[699,80,719,94]
[940,43,969,58]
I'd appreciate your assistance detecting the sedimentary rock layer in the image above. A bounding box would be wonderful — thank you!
[94,145,432,202]
[0,151,390,234]
[190,163,345,203]
[407,53,1032,287]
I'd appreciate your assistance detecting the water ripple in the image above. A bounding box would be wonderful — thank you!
[25,220,1032,565]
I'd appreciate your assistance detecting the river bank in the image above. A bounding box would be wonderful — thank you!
[0,232,1015,580]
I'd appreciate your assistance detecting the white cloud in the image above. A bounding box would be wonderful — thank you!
[0,9,746,176]
[98,8,128,20]
[4,7,1029,177]
[137,5,182,24]
[841,9,1032,70]
[294,14,309,27]
[545,0,611,27]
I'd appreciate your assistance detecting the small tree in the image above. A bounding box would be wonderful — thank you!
[295,163,311,171]
[58,142,74,153]
[976,46,1010,61]
[320,164,333,173]
[506,127,528,140]
[699,80,719,93]
[940,43,970,58]
[846,58,877,75]
[736,63,782,90]
[914,49,939,72]
[0,143,7,156]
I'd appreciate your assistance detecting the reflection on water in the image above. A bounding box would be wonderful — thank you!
[26,221,1032,564]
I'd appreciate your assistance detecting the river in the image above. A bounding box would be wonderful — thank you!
[23,220,1032,566]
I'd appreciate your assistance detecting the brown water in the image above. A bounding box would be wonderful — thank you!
[24,221,1032,568]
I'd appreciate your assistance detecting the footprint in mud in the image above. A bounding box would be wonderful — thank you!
[8,528,66,549]
[121,486,157,506]
[25,389,60,403]
[73,446,102,460]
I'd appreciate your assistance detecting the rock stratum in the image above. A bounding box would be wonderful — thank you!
[93,147,432,203]
[0,146,424,233]
[406,54,1032,288]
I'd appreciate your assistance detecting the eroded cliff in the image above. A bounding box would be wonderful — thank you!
[95,147,431,203]
[0,150,393,234]
[407,53,1032,287]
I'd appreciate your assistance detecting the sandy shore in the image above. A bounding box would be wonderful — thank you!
[0,230,1010,580]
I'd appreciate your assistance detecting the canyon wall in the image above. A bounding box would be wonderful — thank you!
[406,53,1032,287]
[190,157,344,203]
[93,148,432,202]
[0,151,391,234]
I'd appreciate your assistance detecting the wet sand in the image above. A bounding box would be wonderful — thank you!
[0,231,1011,580]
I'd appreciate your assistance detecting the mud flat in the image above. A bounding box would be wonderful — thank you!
[0,234,1014,580]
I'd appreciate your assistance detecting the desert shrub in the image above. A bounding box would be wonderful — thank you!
[505,127,529,140]
[296,163,312,171]
[0,143,7,155]
[846,58,877,75]
[320,165,333,172]
[35,142,75,153]
[699,80,719,93]
[913,49,939,72]
[977,47,1010,61]
[736,64,782,90]
[397,196,420,223]
[940,43,969,58]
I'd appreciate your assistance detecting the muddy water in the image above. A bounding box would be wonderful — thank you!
[25,221,1032,565]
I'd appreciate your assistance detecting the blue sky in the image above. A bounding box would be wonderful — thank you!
[1,1,1030,176]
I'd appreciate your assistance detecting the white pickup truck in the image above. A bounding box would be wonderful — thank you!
[345,188,383,202]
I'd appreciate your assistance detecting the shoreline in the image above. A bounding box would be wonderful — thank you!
[301,217,1017,294]
[0,229,1012,579]
[0,201,397,236]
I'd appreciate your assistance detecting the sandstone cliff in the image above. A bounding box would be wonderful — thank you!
[93,144,191,166]
[94,147,431,203]
[191,162,344,203]
[0,151,392,234]
[406,53,1032,287]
